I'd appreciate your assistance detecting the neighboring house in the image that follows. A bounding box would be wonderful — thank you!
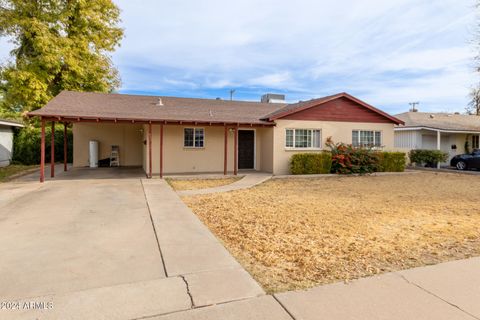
[28,91,403,179]
[0,118,23,167]
[394,112,480,164]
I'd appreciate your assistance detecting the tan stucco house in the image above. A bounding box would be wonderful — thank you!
[394,112,480,165]
[29,91,403,181]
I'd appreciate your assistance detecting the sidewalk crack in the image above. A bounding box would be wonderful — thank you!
[272,295,297,320]
[180,275,195,309]
[397,273,479,320]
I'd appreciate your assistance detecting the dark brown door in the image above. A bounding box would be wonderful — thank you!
[238,130,255,169]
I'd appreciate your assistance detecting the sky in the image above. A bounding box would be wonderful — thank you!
[0,0,477,114]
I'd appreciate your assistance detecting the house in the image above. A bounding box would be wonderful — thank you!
[28,91,403,181]
[394,112,480,165]
[0,118,23,167]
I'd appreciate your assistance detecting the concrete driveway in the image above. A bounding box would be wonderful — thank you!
[0,170,165,299]
[0,168,267,320]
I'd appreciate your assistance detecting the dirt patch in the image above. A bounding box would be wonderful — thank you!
[166,177,242,191]
[0,165,38,182]
[182,172,480,293]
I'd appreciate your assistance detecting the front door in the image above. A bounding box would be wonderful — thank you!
[238,130,255,169]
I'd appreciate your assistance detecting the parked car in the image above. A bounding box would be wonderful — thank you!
[450,149,480,170]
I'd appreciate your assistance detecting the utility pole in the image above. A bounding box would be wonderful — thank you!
[229,89,236,101]
[409,102,419,112]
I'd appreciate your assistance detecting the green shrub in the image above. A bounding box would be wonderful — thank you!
[377,152,406,172]
[12,125,73,165]
[409,149,448,167]
[290,152,332,174]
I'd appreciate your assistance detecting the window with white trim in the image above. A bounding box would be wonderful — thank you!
[285,129,321,149]
[352,130,382,147]
[473,135,480,149]
[184,128,204,148]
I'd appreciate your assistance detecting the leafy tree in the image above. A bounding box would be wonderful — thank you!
[0,0,123,116]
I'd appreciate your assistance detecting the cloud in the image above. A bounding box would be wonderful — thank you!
[0,0,477,113]
[247,72,292,87]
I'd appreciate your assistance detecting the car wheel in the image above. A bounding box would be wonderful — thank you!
[456,161,467,170]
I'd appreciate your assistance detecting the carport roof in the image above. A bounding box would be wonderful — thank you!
[28,91,287,126]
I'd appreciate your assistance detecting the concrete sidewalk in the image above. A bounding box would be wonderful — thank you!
[275,257,480,320]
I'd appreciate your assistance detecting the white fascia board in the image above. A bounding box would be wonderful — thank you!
[0,120,24,128]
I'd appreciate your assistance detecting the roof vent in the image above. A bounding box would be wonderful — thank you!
[216,97,221,100]
[429,114,435,119]
[454,112,460,115]
[157,97,163,106]
[261,93,286,103]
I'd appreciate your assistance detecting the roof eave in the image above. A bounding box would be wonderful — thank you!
[0,120,24,128]
[28,113,276,127]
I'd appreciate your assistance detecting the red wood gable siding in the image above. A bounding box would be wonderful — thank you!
[282,97,394,123]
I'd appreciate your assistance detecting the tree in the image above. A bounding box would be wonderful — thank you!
[471,1,480,115]
[0,0,123,116]
[467,87,480,115]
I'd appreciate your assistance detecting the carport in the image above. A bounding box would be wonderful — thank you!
[28,91,276,182]
[30,116,169,182]
[28,116,259,183]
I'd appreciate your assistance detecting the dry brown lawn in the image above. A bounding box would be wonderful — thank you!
[166,177,241,191]
[182,172,480,293]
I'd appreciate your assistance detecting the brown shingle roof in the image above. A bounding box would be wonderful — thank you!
[28,91,287,125]
[28,90,402,126]
[395,112,480,132]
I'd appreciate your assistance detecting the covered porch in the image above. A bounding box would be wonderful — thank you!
[395,126,480,168]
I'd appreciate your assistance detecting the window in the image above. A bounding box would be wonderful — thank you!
[184,128,204,148]
[472,135,479,149]
[285,129,321,149]
[352,130,382,147]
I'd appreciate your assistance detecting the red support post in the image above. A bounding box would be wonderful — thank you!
[40,119,45,183]
[233,127,238,175]
[224,126,228,175]
[148,123,152,179]
[63,122,67,171]
[159,124,164,178]
[50,121,55,178]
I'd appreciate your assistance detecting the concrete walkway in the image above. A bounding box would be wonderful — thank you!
[141,179,265,309]
[176,172,272,196]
